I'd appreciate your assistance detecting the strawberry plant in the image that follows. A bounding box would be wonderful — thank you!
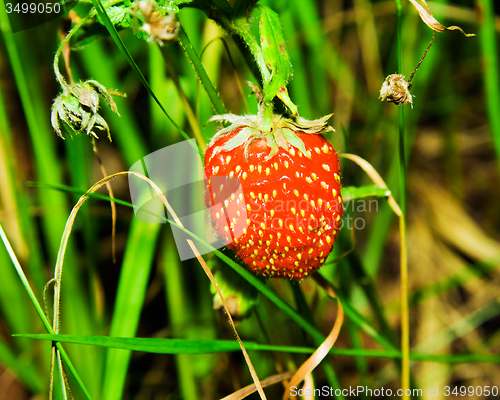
[205,112,343,279]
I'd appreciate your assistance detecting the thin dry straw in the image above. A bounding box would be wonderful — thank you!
[0,224,91,399]
[282,277,344,400]
[339,153,408,393]
[220,372,295,400]
[93,144,117,263]
[49,171,267,400]
[339,154,401,216]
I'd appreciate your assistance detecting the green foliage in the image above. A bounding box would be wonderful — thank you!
[96,5,132,27]
[14,333,500,364]
[258,6,295,110]
[341,185,391,202]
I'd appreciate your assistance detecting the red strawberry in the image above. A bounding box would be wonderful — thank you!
[204,113,343,280]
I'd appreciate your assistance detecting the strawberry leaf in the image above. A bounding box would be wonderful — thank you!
[258,6,297,113]
[96,6,132,28]
[341,185,391,202]
[276,87,298,116]
[156,0,192,13]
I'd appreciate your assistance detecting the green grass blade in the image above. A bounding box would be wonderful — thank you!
[15,334,313,354]
[17,334,500,364]
[478,0,500,164]
[341,185,391,202]
[0,236,33,345]
[0,225,54,342]
[162,235,200,399]
[177,23,227,115]
[408,352,500,364]
[0,224,93,400]
[102,219,161,400]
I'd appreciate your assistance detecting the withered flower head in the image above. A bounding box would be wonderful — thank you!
[379,74,413,107]
[135,0,179,45]
[379,0,473,108]
[51,80,123,141]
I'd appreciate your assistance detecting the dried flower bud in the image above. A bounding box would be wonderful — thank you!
[379,74,413,107]
[135,0,179,45]
[51,80,124,140]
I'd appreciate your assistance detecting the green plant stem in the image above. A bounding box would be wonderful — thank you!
[201,36,250,113]
[399,211,409,395]
[261,101,274,132]
[0,225,52,334]
[206,9,270,87]
[177,23,227,115]
[478,0,500,169]
[16,333,500,364]
[0,224,92,400]
[230,17,271,84]
[395,0,409,396]
[395,1,403,80]
[53,11,95,89]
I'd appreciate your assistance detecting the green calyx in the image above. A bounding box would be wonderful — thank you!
[207,111,334,162]
[51,80,124,141]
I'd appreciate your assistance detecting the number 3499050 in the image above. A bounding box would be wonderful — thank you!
[6,3,61,13]
[445,386,498,397]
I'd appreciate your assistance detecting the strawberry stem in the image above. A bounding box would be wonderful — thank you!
[261,101,274,133]
[211,9,297,115]
[231,18,271,85]
[53,12,96,91]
